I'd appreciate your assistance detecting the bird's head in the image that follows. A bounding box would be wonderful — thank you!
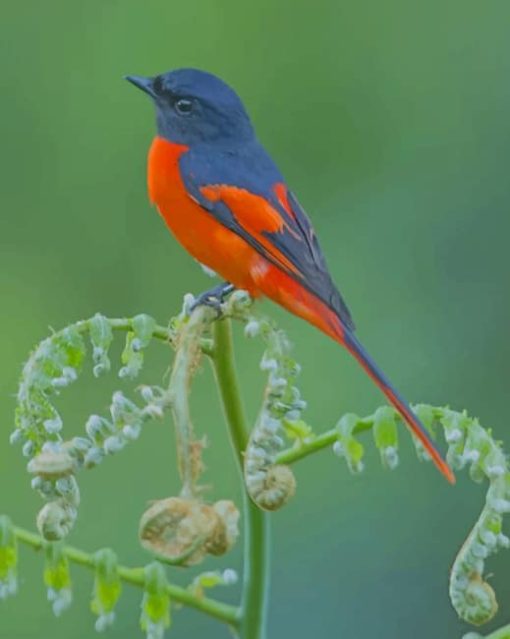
[126,68,254,147]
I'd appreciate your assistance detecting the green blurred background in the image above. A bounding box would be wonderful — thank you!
[1,1,509,637]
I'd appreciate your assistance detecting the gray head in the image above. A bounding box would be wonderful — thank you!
[126,68,254,146]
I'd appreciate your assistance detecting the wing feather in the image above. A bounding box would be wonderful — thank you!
[180,146,355,331]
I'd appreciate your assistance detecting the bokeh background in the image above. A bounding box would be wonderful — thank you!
[1,1,509,637]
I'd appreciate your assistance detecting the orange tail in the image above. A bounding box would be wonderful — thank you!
[255,266,454,483]
[339,328,455,483]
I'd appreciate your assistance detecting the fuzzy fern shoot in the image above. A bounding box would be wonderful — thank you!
[2,291,510,639]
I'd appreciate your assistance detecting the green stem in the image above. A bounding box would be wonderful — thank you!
[13,525,239,627]
[56,317,175,344]
[111,316,212,355]
[275,404,455,467]
[276,419,373,466]
[36,315,214,354]
[479,625,510,639]
[211,318,269,639]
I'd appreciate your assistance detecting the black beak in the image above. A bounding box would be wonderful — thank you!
[125,75,157,98]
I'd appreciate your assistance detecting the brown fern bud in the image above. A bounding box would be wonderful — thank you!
[247,465,296,511]
[36,499,77,541]
[206,500,240,555]
[139,497,239,566]
[27,450,74,479]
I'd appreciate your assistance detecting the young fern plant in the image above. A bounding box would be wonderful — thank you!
[1,289,510,639]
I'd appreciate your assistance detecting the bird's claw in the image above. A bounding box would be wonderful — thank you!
[190,293,223,316]
[189,283,235,317]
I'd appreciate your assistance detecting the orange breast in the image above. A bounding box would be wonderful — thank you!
[147,136,262,294]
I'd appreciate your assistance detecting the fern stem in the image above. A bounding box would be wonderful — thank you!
[477,625,510,639]
[212,318,269,639]
[13,525,240,626]
[31,315,213,354]
[276,419,373,465]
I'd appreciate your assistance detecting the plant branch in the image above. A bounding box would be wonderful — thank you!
[210,320,249,467]
[276,419,373,465]
[477,624,510,639]
[276,403,510,628]
[13,524,240,627]
[212,318,269,639]
[275,405,460,466]
[60,317,175,344]
[8,301,510,635]
[45,315,213,353]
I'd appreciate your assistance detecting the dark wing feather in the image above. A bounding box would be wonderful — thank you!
[180,144,355,331]
[275,190,355,331]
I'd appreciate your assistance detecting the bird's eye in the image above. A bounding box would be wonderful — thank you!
[174,98,194,116]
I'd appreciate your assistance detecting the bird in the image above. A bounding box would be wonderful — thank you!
[126,68,454,484]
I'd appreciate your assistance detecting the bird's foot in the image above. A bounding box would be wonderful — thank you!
[190,282,235,316]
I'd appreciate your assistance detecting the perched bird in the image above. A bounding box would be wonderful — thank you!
[126,68,454,483]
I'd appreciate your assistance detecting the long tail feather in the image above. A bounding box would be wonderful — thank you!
[342,330,455,484]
